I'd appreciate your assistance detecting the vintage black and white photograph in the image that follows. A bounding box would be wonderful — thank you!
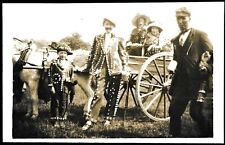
[2,2,224,143]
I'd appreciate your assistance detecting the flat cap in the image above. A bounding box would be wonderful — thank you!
[176,7,191,17]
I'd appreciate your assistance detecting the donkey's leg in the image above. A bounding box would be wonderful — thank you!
[76,74,94,115]
[23,82,32,118]
[28,79,40,119]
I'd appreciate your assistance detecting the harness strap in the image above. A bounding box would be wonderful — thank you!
[19,48,31,64]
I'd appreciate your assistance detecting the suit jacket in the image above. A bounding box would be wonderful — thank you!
[86,33,128,76]
[170,28,213,96]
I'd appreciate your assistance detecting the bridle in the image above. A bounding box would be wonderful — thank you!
[13,37,50,68]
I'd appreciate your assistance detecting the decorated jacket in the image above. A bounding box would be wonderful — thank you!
[86,33,128,76]
[48,58,74,92]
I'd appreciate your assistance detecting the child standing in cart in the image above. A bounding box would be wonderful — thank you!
[126,14,151,56]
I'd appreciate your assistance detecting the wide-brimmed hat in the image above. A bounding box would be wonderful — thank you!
[147,22,163,33]
[49,42,73,55]
[103,18,116,27]
[48,42,58,49]
[132,14,151,26]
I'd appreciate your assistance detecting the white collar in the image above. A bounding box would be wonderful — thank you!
[179,29,191,46]
[180,28,191,35]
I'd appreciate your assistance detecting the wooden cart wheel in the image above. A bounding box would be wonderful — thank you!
[136,52,173,121]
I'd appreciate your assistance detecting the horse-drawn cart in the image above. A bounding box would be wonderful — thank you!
[118,51,173,121]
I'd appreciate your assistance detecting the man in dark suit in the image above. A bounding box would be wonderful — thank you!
[168,7,213,137]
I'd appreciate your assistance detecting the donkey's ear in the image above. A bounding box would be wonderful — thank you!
[45,47,49,56]
[13,37,24,43]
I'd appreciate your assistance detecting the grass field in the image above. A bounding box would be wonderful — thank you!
[13,85,213,138]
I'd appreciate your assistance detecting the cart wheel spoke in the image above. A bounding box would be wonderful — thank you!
[144,92,161,111]
[130,85,138,106]
[140,88,162,99]
[153,60,163,83]
[163,93,166,118]
[131,74,138,80]
[166,92,171,102]
[163,56,166,82]
[118,83,127,103]
[153,92,163,117]
[140,81,162,88]
[144,70,163,86]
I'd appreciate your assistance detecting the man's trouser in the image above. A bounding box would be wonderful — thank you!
[88,63,109,122]
[104,74,122,120]
[168,78,210,137]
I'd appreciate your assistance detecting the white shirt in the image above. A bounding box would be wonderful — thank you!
[104,33,112,53]
[179,29,191,46]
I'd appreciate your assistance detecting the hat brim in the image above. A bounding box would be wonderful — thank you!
[147,25,163,33]
[176,7,191,17]
[132,14,151,26]
[48,42,58,49]
[103,18,116,27]
[48,45,55,49]
[57,49,73,55]
[48,45,54,49]
[176,12,190,17]
[147,22,163,33]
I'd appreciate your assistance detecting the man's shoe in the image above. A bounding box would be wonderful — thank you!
[82,120,93,131]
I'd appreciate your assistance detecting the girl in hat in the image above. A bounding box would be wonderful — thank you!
[48,42,75,127]
[126,14,151,56]
[144,22,172,56]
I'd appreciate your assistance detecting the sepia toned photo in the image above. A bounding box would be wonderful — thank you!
[2,2,224,143]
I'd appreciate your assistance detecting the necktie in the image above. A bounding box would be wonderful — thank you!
[179,29,190,46]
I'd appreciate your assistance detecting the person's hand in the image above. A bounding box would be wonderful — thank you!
[50,86,55,94]
[147,45,154,51]
[199,61,209,70]
[196,92,205,103]
[147,45,161,54]
[90,69,99,76]
[126,42,132,47]
[121,66,130,82]
[121,71,130,82]
[133,43,143,47]
[167,60,177,73]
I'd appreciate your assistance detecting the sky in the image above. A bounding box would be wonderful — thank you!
[2,2,225,143]
[3,2,224,45]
